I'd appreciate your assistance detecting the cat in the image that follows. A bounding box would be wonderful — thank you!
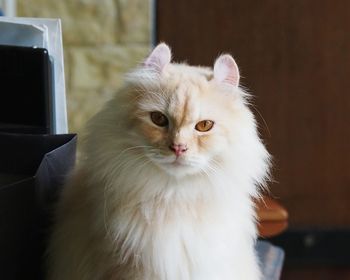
[47,43,271,280]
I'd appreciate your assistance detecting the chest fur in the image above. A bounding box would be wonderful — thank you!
[107,193,256,280]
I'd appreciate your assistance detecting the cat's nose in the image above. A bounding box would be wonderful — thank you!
[169,143,188,157]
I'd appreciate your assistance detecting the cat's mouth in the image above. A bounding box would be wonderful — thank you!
[170,157,187,166]
[161,155,189,167]
[145,150,207,175]
[151,153,201,169]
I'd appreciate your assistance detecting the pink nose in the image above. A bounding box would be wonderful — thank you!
[169,143,188,156]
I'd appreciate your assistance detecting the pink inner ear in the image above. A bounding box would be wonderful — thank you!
[213,54,240,87]
[144,43,172,73]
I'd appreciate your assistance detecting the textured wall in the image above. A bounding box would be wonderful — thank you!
[18,0,151,134]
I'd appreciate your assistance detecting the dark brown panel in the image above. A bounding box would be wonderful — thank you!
[281,267,350,280]
[157,0,350,226]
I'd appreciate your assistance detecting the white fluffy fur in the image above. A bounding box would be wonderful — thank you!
[47,44,271,280]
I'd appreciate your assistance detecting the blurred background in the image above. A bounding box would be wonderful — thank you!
[14,0,350,279]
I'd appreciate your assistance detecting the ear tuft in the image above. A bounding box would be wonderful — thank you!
[213,54,240,87]
[144,43,172,73]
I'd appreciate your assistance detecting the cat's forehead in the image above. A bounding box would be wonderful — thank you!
[163,64,212,92]
[161,68,218,124]
[167,82,200,125]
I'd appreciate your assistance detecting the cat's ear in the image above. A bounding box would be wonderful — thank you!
[213,54,240,87]
[144,43,172,73]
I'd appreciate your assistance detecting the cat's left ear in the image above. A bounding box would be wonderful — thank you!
[144,43,172,73]
[213,54,240,87]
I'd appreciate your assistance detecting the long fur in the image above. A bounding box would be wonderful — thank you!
[47,48,271,280]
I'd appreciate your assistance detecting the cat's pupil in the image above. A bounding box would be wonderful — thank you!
[150,111,168,127]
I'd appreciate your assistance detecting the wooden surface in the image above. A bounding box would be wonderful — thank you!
[157,0,350,227]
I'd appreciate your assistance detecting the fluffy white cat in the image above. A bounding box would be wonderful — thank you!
[47,43,271,280]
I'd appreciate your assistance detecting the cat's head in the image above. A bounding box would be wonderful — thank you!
[114,43,258,178]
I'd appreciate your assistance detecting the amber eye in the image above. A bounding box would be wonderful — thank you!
[150,111,168,127]
[195,120,214,132]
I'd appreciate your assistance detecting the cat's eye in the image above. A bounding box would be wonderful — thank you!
[150,111,169,127]
[195,120,214,132]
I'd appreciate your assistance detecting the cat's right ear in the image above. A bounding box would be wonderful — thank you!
[143,43,172,73]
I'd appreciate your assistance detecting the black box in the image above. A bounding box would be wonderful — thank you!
[0,45,77,279]
[0,45,54,134]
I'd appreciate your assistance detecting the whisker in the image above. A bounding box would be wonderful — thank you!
[249,104,271,138]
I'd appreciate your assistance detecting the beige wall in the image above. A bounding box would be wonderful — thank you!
[18,0,151,134]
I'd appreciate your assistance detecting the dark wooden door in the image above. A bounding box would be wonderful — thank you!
[157,0,350,228]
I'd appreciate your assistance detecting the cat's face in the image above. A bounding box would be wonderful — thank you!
[126,44,248,177]
[134,73,234,177]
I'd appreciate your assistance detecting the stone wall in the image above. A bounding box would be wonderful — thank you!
[17,0,151,134]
